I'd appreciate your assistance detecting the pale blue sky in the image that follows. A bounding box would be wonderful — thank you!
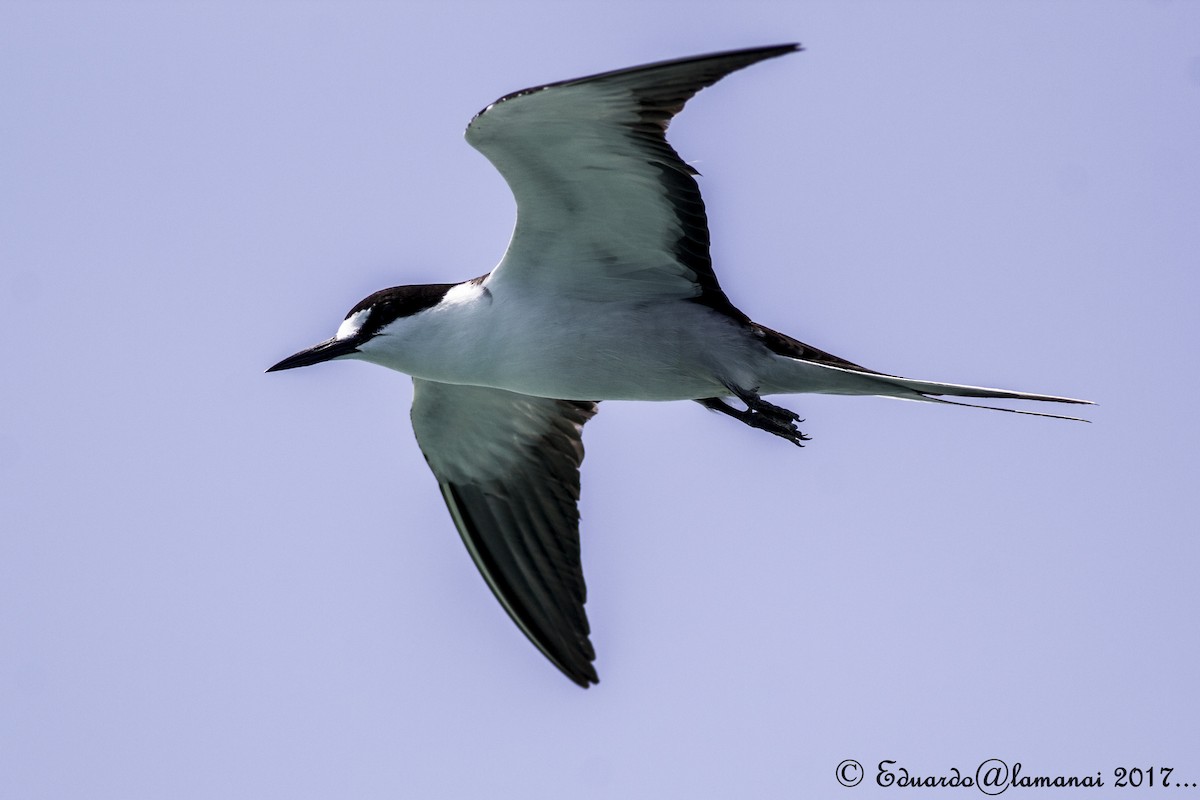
[3,2,1198,797]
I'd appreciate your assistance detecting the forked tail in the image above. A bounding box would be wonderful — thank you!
[769,358,1093,422]
[864,371,1093,421]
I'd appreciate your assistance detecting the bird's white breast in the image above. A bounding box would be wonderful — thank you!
[356,279,764,402]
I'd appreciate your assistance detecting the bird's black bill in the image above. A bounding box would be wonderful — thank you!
[266,337,360,372]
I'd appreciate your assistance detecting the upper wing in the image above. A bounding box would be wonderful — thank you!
[409,379,600,687]
[465,44,800,314]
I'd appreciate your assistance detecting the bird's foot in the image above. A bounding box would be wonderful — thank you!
[697,389,811,447]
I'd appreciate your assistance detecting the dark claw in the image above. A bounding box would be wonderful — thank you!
[697,391,811,447]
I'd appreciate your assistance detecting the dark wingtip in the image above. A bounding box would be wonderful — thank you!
[567,669,600,689]
[550,642,600,688]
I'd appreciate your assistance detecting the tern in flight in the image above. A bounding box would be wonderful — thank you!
[269,44,1090,687]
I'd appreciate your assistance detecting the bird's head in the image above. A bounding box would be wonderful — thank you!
[266,283,456,373]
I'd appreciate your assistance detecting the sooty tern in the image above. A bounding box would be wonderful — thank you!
[269,44,1090,687]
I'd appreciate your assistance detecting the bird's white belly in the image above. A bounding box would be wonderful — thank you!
[468,301,746,400]
[362,291,762,401]
[495,326,727,401]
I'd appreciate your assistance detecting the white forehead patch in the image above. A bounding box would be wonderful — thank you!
[336,308,372,340]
